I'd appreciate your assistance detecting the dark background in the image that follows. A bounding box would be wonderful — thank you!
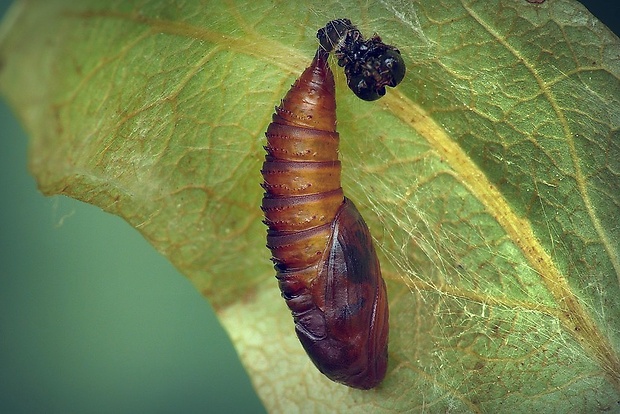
[0,1,617,413]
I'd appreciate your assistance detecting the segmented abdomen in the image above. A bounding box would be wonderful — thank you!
[262,50,342,268]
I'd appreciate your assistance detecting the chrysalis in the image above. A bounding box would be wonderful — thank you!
[261,19,405,389]
[261,49,388,389]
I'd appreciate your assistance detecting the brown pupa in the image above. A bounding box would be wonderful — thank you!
[261,48,388,389]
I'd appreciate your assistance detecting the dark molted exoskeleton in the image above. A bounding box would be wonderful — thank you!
[317,18,406,101]
[261,49,389,389]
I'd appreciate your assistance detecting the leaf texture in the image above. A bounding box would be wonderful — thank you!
[1,0,619,412]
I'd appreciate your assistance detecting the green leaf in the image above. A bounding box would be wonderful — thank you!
[2,0,619,412]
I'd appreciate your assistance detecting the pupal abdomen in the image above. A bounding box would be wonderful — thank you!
[261,49,388,389]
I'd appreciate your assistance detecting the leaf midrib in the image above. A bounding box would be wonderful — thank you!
[382,79,620,393]
[463,0,620,290]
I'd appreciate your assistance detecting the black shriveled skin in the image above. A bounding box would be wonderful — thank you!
[316,18,406,101]
[317,18,356,52]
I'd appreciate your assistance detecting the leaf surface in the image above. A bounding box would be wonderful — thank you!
[1,0,619,412]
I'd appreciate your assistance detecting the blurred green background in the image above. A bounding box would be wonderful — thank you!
[0,1,617,413]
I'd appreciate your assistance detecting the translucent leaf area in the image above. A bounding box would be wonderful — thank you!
[1,0,619,412]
